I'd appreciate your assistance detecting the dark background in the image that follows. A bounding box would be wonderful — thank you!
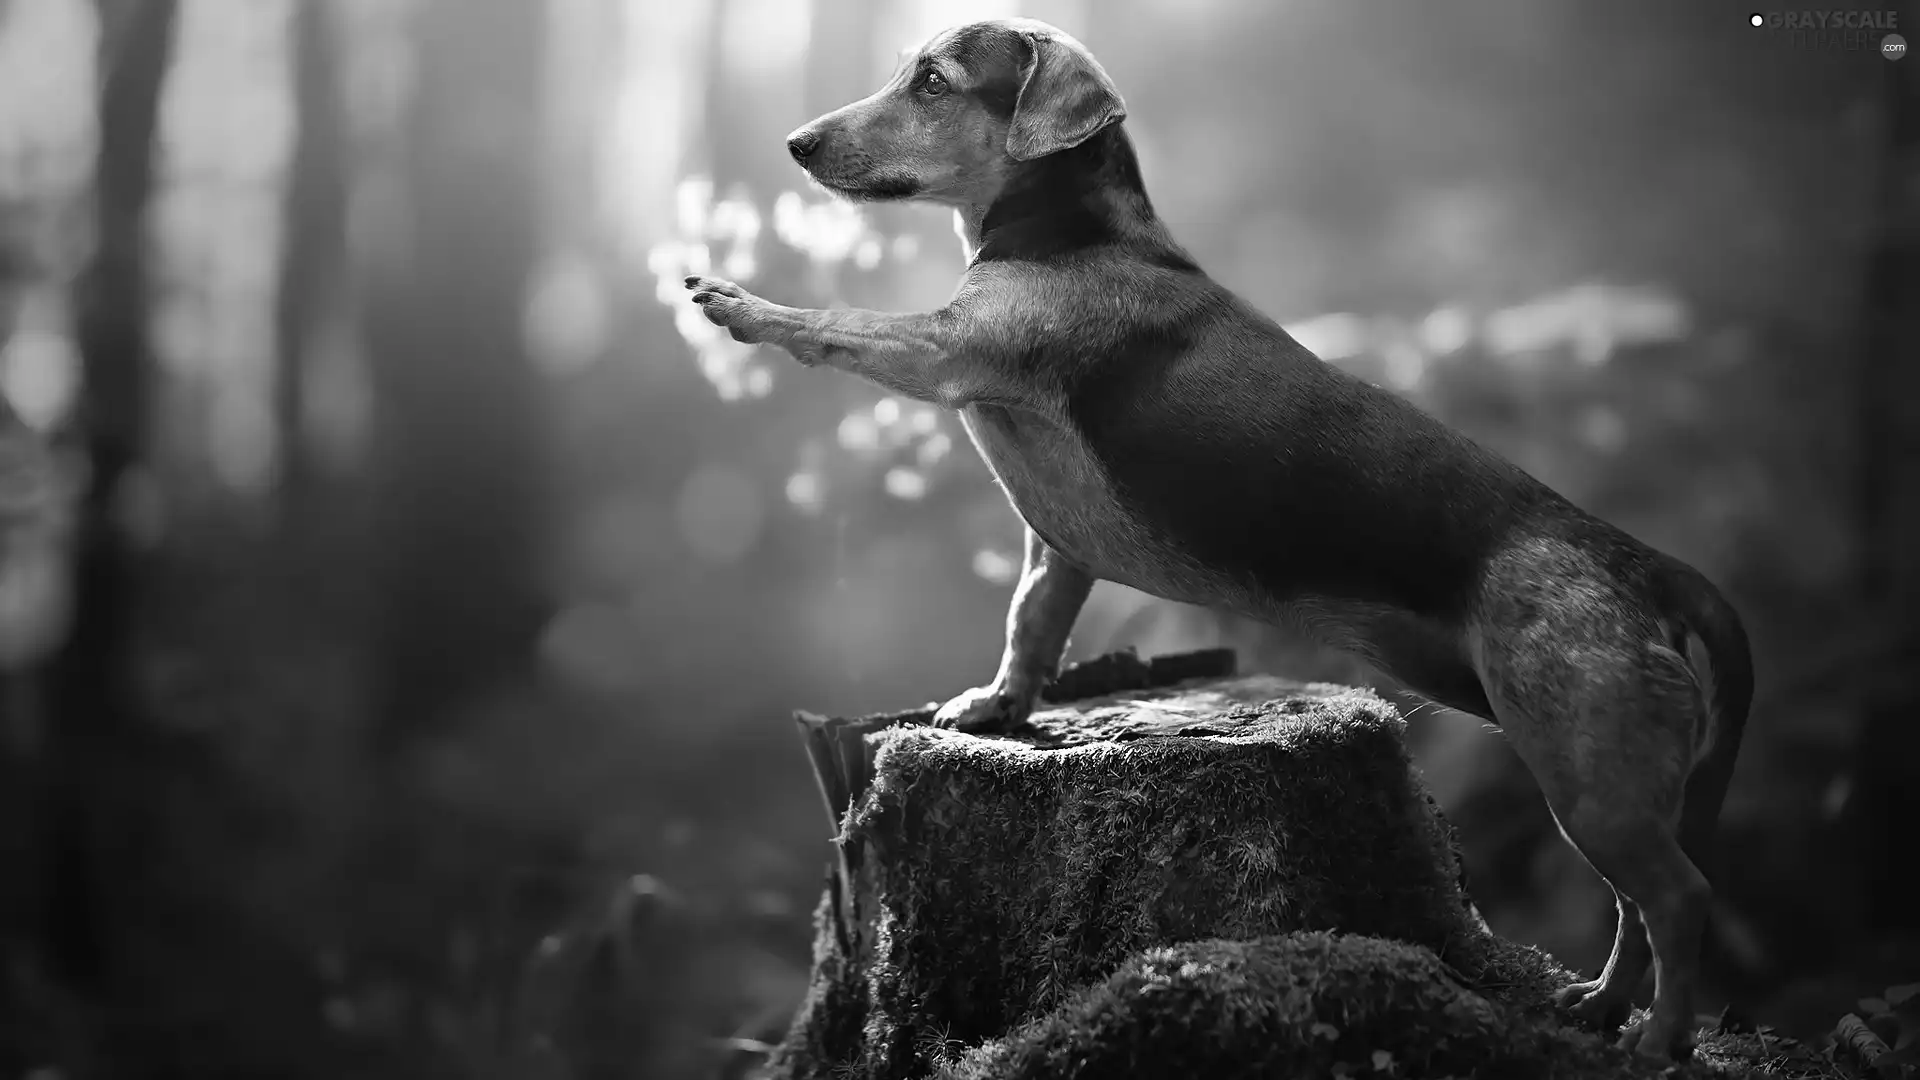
[0,0,1915,1076]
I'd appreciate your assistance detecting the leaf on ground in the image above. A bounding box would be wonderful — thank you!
[1886,982,1920,1026]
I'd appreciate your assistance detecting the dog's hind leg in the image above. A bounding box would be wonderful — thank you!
[1473,605,1714,1060]
[1547,797,1710,1060]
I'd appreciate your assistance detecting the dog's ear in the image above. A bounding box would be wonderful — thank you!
[1006,30,1126,162]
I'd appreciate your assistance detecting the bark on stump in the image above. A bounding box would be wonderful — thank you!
[768,650,1826,1079]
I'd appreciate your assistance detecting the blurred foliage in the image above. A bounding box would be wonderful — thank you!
[0,0,1914,1077]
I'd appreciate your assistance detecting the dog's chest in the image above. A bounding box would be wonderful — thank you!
[960,405,1184,592]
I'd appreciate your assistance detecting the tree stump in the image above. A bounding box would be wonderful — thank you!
[767,649,1777,1080]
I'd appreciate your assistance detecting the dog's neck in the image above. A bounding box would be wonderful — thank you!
[958,126,1185,267]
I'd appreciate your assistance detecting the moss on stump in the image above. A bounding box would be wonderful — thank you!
[938,933,1617,1080]
[769,650,1804,1080]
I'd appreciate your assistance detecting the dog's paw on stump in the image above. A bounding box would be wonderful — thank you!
[770,650,1759,1080]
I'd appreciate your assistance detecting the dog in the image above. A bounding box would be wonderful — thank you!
[683,18,1752,1061]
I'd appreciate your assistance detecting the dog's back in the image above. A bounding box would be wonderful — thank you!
[1051,261,1559,605]
[710,17,1756,1056]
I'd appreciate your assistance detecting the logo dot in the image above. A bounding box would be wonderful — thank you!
[1749,12,1764,26]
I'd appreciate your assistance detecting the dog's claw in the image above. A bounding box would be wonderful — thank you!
[1553,978,1633,1034]
[683,276,745,299]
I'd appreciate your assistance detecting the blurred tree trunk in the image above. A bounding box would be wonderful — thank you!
[540,0,620,246]
[1845,9,1920,934]
[361,0,550,753]
[40,0,178,992]
[804,0,881,119]
[274,0,346,511]
[703,0,816,191]
[700,0,750,185]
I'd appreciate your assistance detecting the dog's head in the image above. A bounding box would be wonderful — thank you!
[785,18,1125,207]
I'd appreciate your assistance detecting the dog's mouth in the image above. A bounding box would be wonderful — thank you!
[805,170,922,202]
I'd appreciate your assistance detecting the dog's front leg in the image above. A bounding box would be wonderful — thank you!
[686,277,988,408]
[932,528,1094,732]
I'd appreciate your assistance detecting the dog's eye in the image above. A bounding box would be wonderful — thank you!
[916,70,948,97]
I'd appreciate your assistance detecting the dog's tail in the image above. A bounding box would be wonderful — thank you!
[1666,562,1754,876]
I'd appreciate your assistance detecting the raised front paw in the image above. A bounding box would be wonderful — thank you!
[931,684,1035,733]
[684,276,780,346]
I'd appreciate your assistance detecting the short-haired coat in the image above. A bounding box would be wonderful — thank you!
[684,18,1752,1062]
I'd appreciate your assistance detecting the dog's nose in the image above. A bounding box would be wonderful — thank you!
[786,129,820,163]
